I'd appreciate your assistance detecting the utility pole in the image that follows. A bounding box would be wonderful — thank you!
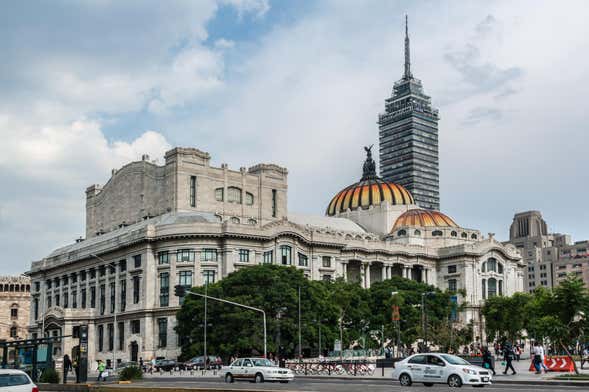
[298,286,302,360]
[204,278,208,371]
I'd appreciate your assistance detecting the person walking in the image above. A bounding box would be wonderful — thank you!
[532,342,543,374]
[63,354,72,383]
[538,342,549,373]
[502,343,516,375]
[514,344,521,361]
[581,346,589,369]
[96,360,107,382]
[482,347,496,376]
[73,359,80,383]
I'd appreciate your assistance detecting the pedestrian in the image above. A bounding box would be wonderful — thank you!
[502,342,516,375]
[514,344,521,361]
[139,357,144,373]
[96,360,106,382]
[63,354,72,383]
[482,347,496,376]
[150,357,156,374]
[73,359,80,383]
[538,342,549,373]
[532,342,542,374]
[581,346,589,369]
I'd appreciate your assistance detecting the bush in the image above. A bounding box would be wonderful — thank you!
[39,367,59,384]
[119,366,143,381]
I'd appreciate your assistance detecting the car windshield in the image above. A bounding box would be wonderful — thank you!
[0,374,30,387]
[440,354,471,366]
[252,359,275,367]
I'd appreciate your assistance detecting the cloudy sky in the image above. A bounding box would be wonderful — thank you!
[1,0,588,274]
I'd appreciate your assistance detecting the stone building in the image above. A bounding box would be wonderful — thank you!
[0,276,31,342]
[28,145,523,365]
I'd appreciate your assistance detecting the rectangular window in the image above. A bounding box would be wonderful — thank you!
[133,276,140,304]
[54,278,60,287]
[190,176,197,207]
[298,253,308,267]
[281,245,292,265]
[158,318,168,348]
[201,249,217,262]
[71,273,77,283]
[203,270,215,285]
[62,276,68,285]
[120,260,127,272]
[448,265,457,274]
[228,187,242,203]
[35,281,40,292]
[120,280,126,312]
[80,271,86,281]
[99,266,105,277]
[46,280,52,289]
[98,325,104,352]
[10,308,18,319]
[72,290,77,309]
[158,251,170,265]
[272,189,277,217]
[448,279,457,291]
[215,188,224,201]
[133,254,142,268]
[131,320,140,334]
[63,290,69,308]
[118,322,124,351]
[322,256,331,268]
[100,284,106,315]
[109,264,115,275]
[263,250,273,264]
[90,269,96,279]
[34,298,39,320]
[110,282,115,313]
[90,286,96,308]
[81,288,87,309]
[55,294,60,307]
[239,249,250,262]
[177,249,196,263]
[108,323,114,351]
[179,271,192,305]
[160,272,169,307]
[47,295,52,308]
[322,274,332,281]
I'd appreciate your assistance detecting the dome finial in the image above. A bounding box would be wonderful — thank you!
[362,145,377,180]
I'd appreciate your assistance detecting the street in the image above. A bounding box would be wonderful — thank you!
[125,377,588,391]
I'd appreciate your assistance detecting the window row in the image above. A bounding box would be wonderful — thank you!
[0,284,30,292]
[159,249,218,264]
[96,318,150,352]
[215,187,254,205]
[396,229,477,239]
[481,278,503,299]
[481,258,504,274]
[159,270,216,307]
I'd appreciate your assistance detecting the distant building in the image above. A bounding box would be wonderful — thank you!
[0,276,31,343]
[378,16,440,210]
[507,210,572,291]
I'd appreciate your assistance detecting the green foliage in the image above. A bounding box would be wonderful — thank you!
[176,266,466,360]
[118,366,143,381]
[482,292,531,341]
[39,367,59,384]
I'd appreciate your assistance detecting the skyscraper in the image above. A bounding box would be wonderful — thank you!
[378,16,440,210]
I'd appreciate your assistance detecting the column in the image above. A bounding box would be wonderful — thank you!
[360,264,366,289]
[365,263,371,289]
[381,264,387,281]
[342,262,348,282]
[387,266,392,279]
[424,268,429,284]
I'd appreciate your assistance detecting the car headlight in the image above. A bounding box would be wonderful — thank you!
[462,368,477,375]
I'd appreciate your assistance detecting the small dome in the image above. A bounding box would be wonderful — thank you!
[326,146,414,216]
[392,209,458,230]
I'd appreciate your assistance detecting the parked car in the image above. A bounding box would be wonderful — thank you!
[391,353,492,388]
[221,357,294,384]
[185,355,223,370]
[154,359,178,372]
[116,361,139,373]
[0,369,38,392]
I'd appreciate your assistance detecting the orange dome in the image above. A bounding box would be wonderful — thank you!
[326,146,414,216]
[392,209,458,230]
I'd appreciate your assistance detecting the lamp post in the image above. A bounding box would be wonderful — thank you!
[91,253,116,371]
[421,291,435,352]
[391,291,400,358]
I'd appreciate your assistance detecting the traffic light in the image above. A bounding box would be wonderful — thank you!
[174,285,186,297]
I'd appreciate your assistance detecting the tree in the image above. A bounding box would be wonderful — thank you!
[482,292,530,342]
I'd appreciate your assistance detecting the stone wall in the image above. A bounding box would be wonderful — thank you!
[0,276,31,341]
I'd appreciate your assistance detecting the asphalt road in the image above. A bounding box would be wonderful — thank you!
[134,377,587,391]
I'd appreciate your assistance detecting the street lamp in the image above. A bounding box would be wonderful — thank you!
[421,291,435,352]
[391,291,401,358]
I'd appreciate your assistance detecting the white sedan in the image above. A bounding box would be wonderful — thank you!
[392,353,492,388]
[222,358,294,384]
[0,369,38,392]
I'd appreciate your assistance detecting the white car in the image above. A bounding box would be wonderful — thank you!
[221,357,294,384]
[392,353,492,388]
[0,369,38,392]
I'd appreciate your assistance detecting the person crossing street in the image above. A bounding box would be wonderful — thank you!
[502,342,517,375]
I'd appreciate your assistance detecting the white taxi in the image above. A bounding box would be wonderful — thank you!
[392,353,492,388]
[0,369,38,392]
[222,358,294,384]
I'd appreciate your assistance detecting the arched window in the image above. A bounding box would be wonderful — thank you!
[227,187,242,203]
[245,192,254,206]
[487,258,497,272]
[397,229,407,236]
[461,232,468,238]
[10,326,17,338]
[230,217,240,224]
[498,263,504,274]
[248,218,257,225]
[215,188,224,202]
[451,231,457,237]
[471,233,478,239]
[280,245,292,265]
[414,229,421,236]
[432,230,443,237]
[498,280,503,296]
[482,279,486,299]
[10,304,18,320]
[488,278,497,297]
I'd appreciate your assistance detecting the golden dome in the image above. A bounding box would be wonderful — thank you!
[326,146,414,216]
[392,209,458,230]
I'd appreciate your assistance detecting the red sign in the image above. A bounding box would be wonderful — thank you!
[392,305,400,321]
[528,356,575,372]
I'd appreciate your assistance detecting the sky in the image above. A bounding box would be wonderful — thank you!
[1,0,588,274]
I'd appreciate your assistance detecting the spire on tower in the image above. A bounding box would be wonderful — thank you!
[404,14,412,80]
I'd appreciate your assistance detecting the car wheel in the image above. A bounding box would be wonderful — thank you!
[224,373,234,383]
[399,373,412,386]
[448,374,463,388]
[423,382,434,387]
[255,373,264,383]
